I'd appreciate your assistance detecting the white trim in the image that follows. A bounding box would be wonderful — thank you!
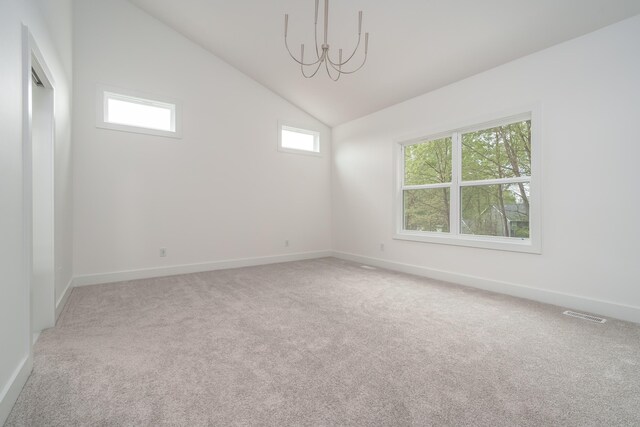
[403,183,451,190]
[0,354,33,426]
[392,107,536,144]
[460,176,530,187]
[529,105,543,254]
[55,279,73,320]
[25,27,57,334]
[277,120,322,156]
[396,131,453,148]
[95,84,182,139]
[451,131,461,235]
[458,112,532,134]
[393,143,404,237]
[332,251,640,324]
[21,25,35,360]
[393,230,536,253]
[72,251,332,287]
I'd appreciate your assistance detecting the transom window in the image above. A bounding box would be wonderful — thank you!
[96,85,181,138]
[395,112,540,253]
[278,122,320,155]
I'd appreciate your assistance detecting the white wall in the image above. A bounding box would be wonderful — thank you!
[332,16,640,322]
[0,0,73,423]
[72,0,332,279]
[34,0,73,80]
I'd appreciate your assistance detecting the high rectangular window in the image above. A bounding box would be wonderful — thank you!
[395,112,539,253]
[96,85,181,138]
[278,123,320,155]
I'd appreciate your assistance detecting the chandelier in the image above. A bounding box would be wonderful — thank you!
[284,0,369,81]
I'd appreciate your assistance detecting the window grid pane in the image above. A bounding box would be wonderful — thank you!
[403,137,452,186]
[106,97,173,131]
[403,188,451,233]
[279,125,320,154]
[281,129,316,152]
[460,182,530,238]
[461,120,531,182]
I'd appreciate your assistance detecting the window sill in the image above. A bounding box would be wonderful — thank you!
[96,121,182,139]
[393,231,541,254]
[277,146,322,157]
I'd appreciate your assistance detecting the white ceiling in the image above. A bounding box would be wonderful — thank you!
[127,0,640,126]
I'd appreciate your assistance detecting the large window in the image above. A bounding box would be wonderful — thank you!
[396,112,540,253]
[96,85,181,138]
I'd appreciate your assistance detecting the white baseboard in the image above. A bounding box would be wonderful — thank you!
[55,279,73,320]
[64,249,640,323]
[0,354,32,426]
[72,250,333,287]
[333,251,640,324]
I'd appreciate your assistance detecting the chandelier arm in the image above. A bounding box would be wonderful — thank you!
[328,52,367,75]
[324,59,341,82]
[330,33,368,73]
[326,10,363,66]
[285,11,320,64]
[285,36,323,66]
[327,34,361,67]
[301,59,325,78]
[314,21,321,59]
[339,38,361,66]
[327,59,343,74]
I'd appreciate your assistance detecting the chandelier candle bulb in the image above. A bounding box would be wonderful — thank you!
[284,0,370,80]
[284,14,288,37]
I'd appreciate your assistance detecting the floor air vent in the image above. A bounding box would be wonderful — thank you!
[563,310,607,323]
[360,265,377,270]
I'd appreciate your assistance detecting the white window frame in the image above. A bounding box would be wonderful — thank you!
[96,84,182,139]
[278,121,321,156]
[393,107,541,254]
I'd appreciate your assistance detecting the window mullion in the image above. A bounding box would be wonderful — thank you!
[450,132,461,236]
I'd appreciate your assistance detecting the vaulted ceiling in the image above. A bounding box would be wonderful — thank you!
[127,0,640,126]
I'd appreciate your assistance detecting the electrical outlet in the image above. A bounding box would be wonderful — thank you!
[284,240,290,247]
[159,248,167,257]
[380,243,385,252]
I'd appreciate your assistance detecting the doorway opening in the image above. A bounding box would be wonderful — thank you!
[23,28,56,345]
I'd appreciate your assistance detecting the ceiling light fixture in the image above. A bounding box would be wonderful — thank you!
[284,0,369,81]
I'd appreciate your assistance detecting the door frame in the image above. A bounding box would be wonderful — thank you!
[22,24,56,349]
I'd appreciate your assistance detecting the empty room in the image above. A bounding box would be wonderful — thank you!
[2,0,640,425]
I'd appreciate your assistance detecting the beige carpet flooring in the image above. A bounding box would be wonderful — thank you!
[6,257,640,426]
